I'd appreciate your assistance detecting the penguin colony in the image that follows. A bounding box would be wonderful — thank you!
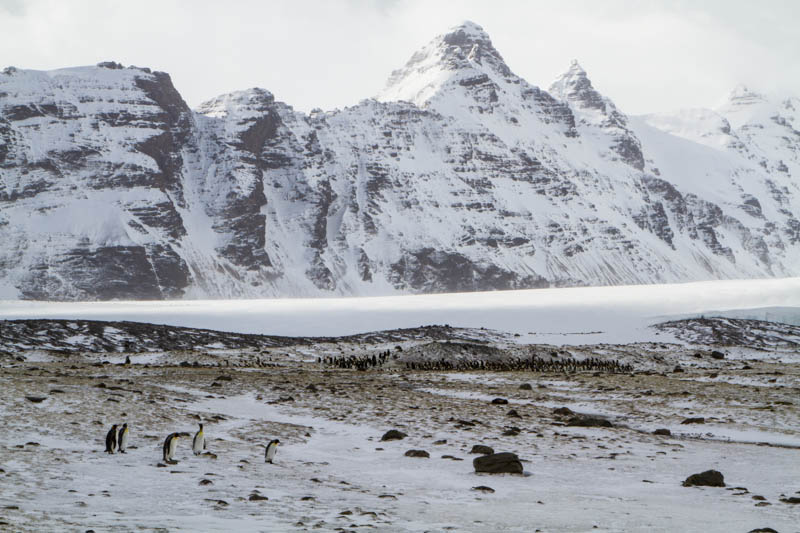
[404,356,633,373]
[103,422,279,464]
[320,350,632,373]
[318,350,391,370]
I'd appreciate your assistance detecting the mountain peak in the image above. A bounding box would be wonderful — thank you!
[724,84,766,108]
[567,59,586,74]
[377,21,511,106]
[549,60,597,108]
[441,20,491,46]
[196,87,275,118]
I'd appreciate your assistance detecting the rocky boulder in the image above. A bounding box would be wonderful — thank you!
[404,449,430,458]
[469,444,494,455]
[566,416,613,428]
[682,470,725,487]
[380,430,407,441]
[473,452,523,474]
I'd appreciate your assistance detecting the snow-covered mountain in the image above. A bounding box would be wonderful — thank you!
[1,22,798,300]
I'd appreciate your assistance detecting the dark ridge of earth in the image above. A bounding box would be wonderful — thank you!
[653,317,800,349]
[0,319,498,355]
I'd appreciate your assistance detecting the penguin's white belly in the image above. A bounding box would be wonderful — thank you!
[193,433,204,454]
[167,438,178,460]
[266,444,277,462]
[119,431,128,451]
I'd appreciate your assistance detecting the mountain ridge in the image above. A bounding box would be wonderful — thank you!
[1,21,798,300]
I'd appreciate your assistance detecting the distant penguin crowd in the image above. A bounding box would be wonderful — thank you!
[404,355,633,373]
[318,349,632,374]
[103,422,280,465]
[319,350,392,370]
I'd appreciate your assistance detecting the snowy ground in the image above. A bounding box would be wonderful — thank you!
[1,332,798,532]
[2,278,800,344]
[1,280,799,531]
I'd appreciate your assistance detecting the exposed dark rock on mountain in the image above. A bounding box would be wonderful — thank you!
[1,22,799,300]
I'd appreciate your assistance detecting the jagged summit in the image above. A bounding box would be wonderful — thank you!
[549,59,644,170]
[376,20,513,106]
[197,87,276,119]
[726,84,766,105]
[549,60,605,111]
[716,84,774,129]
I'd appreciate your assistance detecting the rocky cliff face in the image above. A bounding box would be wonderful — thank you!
[1,22,798,300]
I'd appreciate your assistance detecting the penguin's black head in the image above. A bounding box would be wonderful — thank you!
[271,439,280,445]
[199,423,203,430]
[122,423,127,428]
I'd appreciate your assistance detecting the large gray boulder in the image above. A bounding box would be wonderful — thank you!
[682,470,725,487]
[380,430,407,441]
[473,452,523,474]
[469,444,494,455]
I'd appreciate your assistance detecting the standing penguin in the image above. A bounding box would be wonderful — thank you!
[192,423,205,456]
[117,423,129,453]
[265,439,280,464]
[105,424,118,454]
[163,432,180,463]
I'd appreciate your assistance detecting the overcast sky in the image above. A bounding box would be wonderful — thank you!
[1,0,797,115]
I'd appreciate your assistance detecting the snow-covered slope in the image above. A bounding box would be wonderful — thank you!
[1,23,799,300]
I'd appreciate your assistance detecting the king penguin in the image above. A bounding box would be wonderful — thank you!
[117,423,129,453]
[163,432,180,463]
[265,439,280,464]
[192,423,205,455]
[105,424,118,453]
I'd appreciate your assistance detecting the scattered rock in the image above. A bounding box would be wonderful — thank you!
[519,383,533,390]
[780,497,800,504]
[470,445,494,455]
[681,417,705,425]
[473,452,523,474]
[751,495,766,501]
[491,398,509,405]
[381,430,407,441]
[249,493,269,501]
[472,486,495,493]
[199,479,213,485]
[502,427,521,436]
[404,449,430,458]
[25,396,47,403]
[553,407,574,416]
[433,439,447,445]
[682,470,725,487]
[653,428,671,436]
[507,409,521,418]
[748,529,778,533]
[710,350,725,360]
[566,416,612,428]
[441,455,463,461]
[673,365,684,373]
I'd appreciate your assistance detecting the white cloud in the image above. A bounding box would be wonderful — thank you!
[1,0,797,114]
